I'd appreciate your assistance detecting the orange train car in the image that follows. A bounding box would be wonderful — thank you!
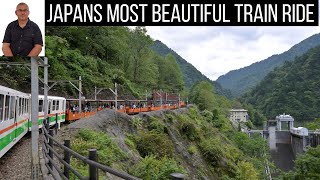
[65,98,185,121]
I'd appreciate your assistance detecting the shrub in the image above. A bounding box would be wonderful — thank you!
[70,129,128,179]
[148,116,165,133]
[134,132,174,158]
[72,129,127,165]
[179,120,199,141]
[132,117,143,129]
[188,106,200,120]
[237,161,259,180]
[130,155,186,180]
[165,113,175,123]
[200,110,213,122]
[124,137,136,149]
[199,137,224,166]
[246,120,254,129]
[188,145,198,155]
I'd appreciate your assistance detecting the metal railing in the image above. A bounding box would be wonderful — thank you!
[41,118,140,180]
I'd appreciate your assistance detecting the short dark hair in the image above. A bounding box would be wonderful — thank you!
[16,2,29,10]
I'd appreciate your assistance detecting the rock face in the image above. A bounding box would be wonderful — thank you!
[57,107,213,179]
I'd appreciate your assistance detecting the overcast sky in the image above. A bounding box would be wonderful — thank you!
[1,1,318,81]
[146,26,320,80]
[0,0,45,56]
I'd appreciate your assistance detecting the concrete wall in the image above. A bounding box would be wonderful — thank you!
[309,133,320,147]
[276,131,291,144]
[291,135,304,158]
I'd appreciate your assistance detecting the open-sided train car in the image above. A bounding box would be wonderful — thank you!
[65,99,101,121]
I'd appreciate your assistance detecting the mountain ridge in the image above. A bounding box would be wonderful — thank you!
[241,45,320,121]
[151,40,232,98]
[217,33,320,97]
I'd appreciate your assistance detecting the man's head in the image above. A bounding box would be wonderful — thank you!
[15,2,29,21]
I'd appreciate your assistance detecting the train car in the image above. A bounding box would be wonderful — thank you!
[65,99,101,121]
[0,84,66,158]
[37,95,66,129]
[0,85,30,158]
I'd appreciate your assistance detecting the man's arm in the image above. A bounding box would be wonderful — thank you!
[27,44,42,56]
[2,43,13,56]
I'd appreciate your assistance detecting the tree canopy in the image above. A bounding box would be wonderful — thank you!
[241,45,320,121]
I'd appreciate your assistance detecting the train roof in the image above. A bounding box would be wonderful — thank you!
[38,95,66,100]
[66,99,149,102]
[0,85,29,97]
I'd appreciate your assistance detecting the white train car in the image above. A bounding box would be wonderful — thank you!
[38,95,66,129]
[0,85,30,158]
[0,84,67,158]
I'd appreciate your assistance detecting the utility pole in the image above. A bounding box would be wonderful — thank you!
[94,86,97,100]
[145,90,148,101]
[115,83,117,110]
[43,57,48,126]
[109,82,118,110]
[79,76,82,118]
[31,57,39,179]
[165,93,168,105]
[156,90,162,107]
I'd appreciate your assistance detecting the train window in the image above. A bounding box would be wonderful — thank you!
[20,98,23,115]
[39,99,43,112]
[48,101,51,114]
[21,98,23,115]
[10,96,15,119]
[57,100,60,111]
[24,98,28,113]
[17,98,21,116]
[22,98,25,115]
[4,95,10,121]
[52,100,56,111]
[0,94,4,122]
[27,99,30,114]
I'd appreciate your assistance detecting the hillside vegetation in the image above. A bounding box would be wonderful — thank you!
[1,27,184,99]
[241,45,320,121]
[217,33,320,97]
[61,106,271,180]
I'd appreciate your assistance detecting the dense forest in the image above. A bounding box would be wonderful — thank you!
[1,27,186,99]
[241,45,320,121]
[217,33,320,97]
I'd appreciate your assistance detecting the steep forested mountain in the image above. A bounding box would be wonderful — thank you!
[217,33,320,97]
[241,45,320,121]
[152,40,231,97]
[1,27,184,99]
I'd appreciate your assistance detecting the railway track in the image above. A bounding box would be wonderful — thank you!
[0,133,32,180]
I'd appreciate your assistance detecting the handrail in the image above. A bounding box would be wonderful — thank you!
[41,117,141,180]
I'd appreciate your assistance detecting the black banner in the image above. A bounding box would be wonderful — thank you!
[45,0,319,26]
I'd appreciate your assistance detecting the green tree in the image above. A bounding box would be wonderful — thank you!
[281,146,320,179]
[190,81,216,111]
[157,53,184,91]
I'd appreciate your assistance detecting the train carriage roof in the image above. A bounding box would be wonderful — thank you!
[0,85,29,97]
[38,95,66,100]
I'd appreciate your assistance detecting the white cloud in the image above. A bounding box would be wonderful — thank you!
[146,26,320,80]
